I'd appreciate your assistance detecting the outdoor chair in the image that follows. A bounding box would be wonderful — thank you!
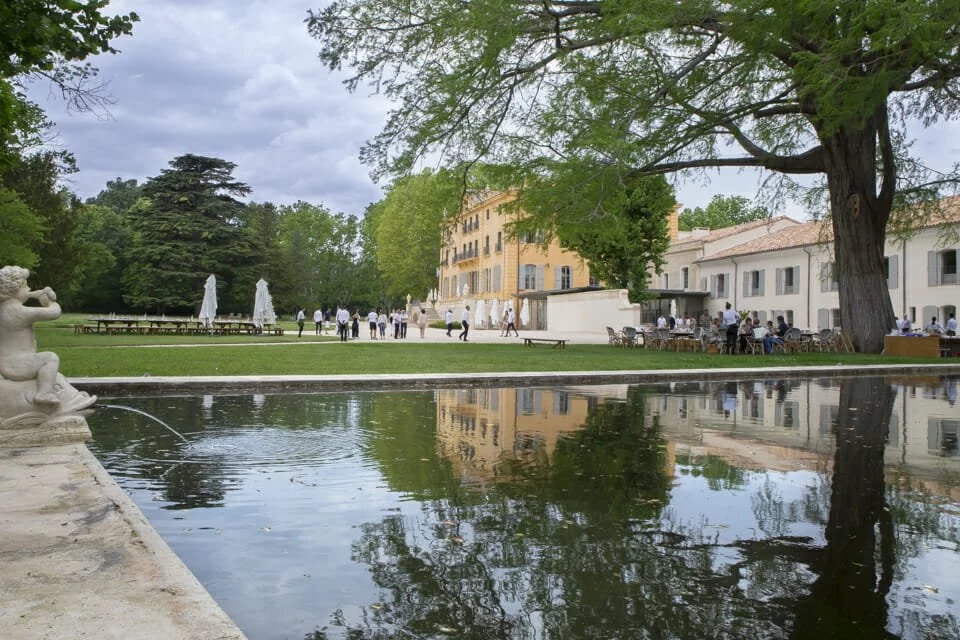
[783,327,803,353]
[620,326,638,348]
[818,329,836,352]
[606,326,620,346]
[652,328,672,351]
[746,327,768,355]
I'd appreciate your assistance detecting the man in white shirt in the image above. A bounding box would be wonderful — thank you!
[722,302,739,354]
[445,309,455,336]
[900,314,912,334]
[946,313,957,336]
[459,305,471,341]
[313,308,323,335]
[656,314,667,329]
[367,309,378,339]
[505,307,518,337]
[336,306,350,342]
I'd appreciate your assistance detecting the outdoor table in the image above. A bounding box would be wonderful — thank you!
[91,317,146,334]
[149,318,199,334]
[213,320,260,335]
[669,330,696,351]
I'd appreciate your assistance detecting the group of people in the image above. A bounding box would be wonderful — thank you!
[715,303,790,354]
[898,313,957,337]
[293,306,431,341]
[444,306,519,341]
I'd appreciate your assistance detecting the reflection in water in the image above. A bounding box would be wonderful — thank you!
[87,377,960,640]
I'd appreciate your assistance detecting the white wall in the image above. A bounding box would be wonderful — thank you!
[547,289,642,334]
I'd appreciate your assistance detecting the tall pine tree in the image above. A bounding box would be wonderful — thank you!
[123,155,251,313]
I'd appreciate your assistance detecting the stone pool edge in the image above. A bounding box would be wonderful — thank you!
[70,362,960,395]
[0,443,246,640]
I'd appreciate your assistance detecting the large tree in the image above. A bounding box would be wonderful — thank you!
[123,155,252,313]
[311,0,960,352]
[368,169,462,303]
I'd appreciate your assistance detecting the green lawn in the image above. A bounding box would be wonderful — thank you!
[37,320,940,377]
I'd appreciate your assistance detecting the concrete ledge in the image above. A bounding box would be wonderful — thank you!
[0,444,245,640]
[70,363,960,396]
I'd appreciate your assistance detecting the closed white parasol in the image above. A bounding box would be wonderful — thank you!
[198,274,217,328]
[474,299,485,329]
[252,278,277,328]
[489,298,499,328]
[520,298,530,327]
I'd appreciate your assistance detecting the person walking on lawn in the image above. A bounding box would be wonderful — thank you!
[459,305,471,341]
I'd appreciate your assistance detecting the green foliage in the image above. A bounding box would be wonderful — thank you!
[368,169,461,303]
[518,163,675,301]
[0,186,45,267]
[0,1,138,77]
[311,0,960,351]
[679,195,770,232]
[123,155,252,313]
[0,150,83,295]
[69,203,131,311]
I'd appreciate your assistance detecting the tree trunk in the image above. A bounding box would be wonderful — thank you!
[820,119,896,353]
[790,377,897,638]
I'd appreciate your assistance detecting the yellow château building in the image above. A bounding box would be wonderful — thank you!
[436,191,596,329]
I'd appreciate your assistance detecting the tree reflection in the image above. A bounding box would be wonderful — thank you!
[790,376,897,639]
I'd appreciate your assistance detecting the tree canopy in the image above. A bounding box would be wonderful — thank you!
[311,0,960,351]
[679,195,770,231]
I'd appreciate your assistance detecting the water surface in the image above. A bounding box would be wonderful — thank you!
[87,376,960,639]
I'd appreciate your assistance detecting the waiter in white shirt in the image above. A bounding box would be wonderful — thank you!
[722,302,740,354]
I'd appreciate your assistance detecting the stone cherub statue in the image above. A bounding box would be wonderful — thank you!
[0,266,96,441]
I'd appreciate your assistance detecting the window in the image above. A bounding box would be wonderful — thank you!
[589,272,600,287]
[884,255,900,289]
[484,236,490,255]
[681,266,689,289]
[776,266,799,295]
[558,265,572,289]
[553,392,570,416]
[485,208,490,220]
[711,273,730,298]
[744,269,765,297]
[929,249,960,285]
[496,231,502,252]
[663,273,670,289]
[775,401,799,429]
[820,262,840,292]
[521,264,537,290]
[927,418,959,457]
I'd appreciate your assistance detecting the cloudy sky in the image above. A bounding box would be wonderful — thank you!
[27,0,960,218]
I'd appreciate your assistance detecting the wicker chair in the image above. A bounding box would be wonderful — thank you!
[606,326,620,346]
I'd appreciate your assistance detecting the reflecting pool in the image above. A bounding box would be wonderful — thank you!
[87,376,960,640]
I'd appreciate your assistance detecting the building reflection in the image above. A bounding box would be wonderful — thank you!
[435,376,960,500]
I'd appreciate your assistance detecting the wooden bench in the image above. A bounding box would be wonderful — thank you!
[523,337,567,349]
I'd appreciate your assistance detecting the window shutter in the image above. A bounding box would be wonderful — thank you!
[820,263,830,293]
[776,268,783,295]
[493,266,501,292]
[518,268,524,290]
[536,266,544,290]
[710,275,718,297]
[724,273,731,298]
[928,251,940,286]
[758,270,765,296]
[887,255,899,289]
[743,271,750,297]
[817,308,830,330]
[700,277,707,292]
[793,266,800,293]
[555,267,562,290]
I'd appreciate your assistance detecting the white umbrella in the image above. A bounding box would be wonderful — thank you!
[198,274,217,328]
[669,298,678,321]
[475,299,485,329]
[520,298,530,327]
[252,278,277,328]
[462,283,469,297]
[489,298,499,328]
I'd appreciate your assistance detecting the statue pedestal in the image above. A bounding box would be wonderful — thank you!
[1,414,91,448]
